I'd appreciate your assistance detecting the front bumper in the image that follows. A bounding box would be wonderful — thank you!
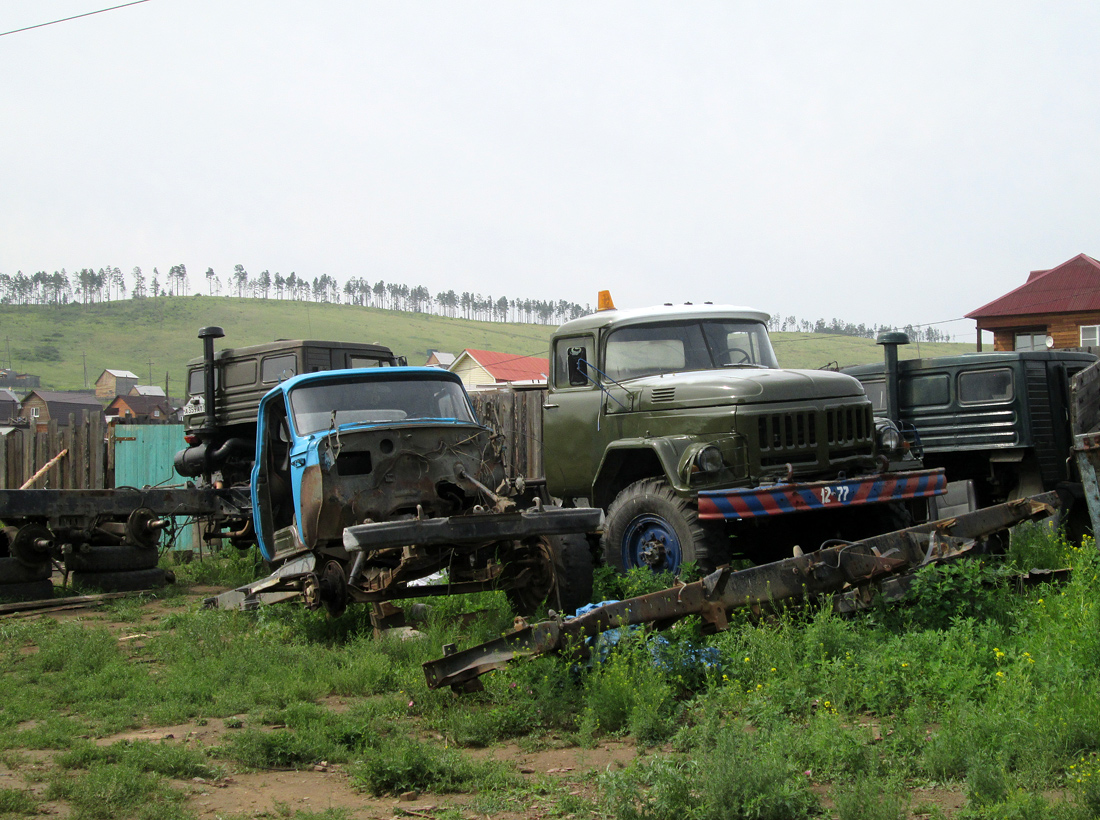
[343,505,604,551]
[697,468,946,521]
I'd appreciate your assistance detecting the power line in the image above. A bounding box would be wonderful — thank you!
[0,0,151,38]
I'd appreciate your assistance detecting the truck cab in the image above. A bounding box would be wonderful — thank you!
[243,366,600,616]
[844,348,1097,507]
[174,329,403,487]
[544,301,943,570]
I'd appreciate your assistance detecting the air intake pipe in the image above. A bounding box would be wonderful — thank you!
[198,326,225,435]
[876,331,909,424]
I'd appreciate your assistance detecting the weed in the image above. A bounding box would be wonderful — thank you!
[45,761,189,820]
[0,787,38,815]
[902,560,1016,630]
[171,546,265,588]
[1008,521,1076,572]
[348,736,516,796]
[578,635,675,744]
[56,739,221,780]
[217,728,343,770]
[832,774,907,820]
[599,755,700,820]
[591,565,679,602]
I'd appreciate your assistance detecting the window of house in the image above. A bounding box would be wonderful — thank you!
[1081,326,1099,348]
[1014,331,1047,351]
[30,407,39,418]
[153,409,161,418]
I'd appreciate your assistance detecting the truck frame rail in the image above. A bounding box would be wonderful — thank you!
[423,492,1060,691]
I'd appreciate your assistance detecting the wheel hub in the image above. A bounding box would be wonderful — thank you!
[622,514,682,573]
[639,534,667,568]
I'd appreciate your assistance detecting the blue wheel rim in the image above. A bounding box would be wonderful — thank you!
[621,513,683,573]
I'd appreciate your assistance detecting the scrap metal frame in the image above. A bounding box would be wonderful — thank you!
[423,492,1060,691]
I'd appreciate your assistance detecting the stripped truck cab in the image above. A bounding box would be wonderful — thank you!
[248,366,600,616]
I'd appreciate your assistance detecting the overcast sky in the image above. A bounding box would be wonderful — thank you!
[3,2,1098,342]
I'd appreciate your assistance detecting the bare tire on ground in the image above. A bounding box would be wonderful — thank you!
[506,533,595,617]
[65,545,159,573]
[0,579,54,602]
[0,556,52,584]
[602,477,728,575]
[71,567,170,593]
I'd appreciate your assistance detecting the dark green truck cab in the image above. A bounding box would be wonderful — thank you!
[543,303,944,570]
[844,348,1097,508]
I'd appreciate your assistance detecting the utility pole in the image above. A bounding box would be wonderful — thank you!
[148,360,154,385]
[82,351,88,390]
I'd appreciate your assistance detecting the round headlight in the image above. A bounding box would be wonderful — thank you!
[878,425,902,453]
[696,446,724,473]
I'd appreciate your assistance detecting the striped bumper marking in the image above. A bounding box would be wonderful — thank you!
[696,469,946,520]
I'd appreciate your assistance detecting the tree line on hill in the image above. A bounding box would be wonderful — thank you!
[0,264,953,341]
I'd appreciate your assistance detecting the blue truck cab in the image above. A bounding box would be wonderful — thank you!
[245,366,599,615]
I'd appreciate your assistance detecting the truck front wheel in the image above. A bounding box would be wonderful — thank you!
[602,478,727,575]
[505,533,594,617]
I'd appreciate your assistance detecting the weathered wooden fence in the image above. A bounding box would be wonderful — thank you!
[0,412,107,490]
[469,386,547,479]
[0,388,548,499]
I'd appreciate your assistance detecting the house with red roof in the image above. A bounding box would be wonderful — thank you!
[966,254,1100,352]
[448,349,549,390]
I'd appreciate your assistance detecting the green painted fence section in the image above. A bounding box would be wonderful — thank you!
[113,424,197,551]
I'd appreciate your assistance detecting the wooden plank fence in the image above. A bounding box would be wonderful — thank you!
[469,386,547,479]
[0,412,107,490]
[0,390,548,494]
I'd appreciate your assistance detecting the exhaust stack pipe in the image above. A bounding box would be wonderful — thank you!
[198,326,225,435]
[876,331,909,424]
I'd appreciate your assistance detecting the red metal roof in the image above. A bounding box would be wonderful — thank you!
[460,349,549,383]
[967,254,1100,319]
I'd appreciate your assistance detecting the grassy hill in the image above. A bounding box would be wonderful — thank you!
[0,297,975,393]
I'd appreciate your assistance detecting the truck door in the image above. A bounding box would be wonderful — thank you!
[252,391,297,561]
[543,334,602,501]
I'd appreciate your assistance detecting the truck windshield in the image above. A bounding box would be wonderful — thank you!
[288,375,476,434]
[604,320,779,381]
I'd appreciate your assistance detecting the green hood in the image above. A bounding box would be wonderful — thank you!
[632,368,866,411]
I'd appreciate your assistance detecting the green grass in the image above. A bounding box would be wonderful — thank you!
[0,297,973,392]
[3,524,1100,817]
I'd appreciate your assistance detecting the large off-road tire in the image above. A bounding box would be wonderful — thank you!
[65,545,159,574]
[0,556,52,584]
[71,567,171,593]
[0,579,54,602]
[505,533,595,617]
[602,478,728,574]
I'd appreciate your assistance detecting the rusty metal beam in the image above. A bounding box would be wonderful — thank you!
[422,492,1060,690]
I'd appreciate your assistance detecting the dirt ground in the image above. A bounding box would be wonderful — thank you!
[1,588,973,819]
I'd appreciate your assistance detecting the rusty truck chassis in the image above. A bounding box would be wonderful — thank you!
[423,492,1061,691]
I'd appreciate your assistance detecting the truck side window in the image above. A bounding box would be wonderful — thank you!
[262,354,297,384]
[901,374,949,407]
[862,380,886,412]
[958,368,1013,404]
[554,336,593,388]
[348,355,383,369]
[224,360,257,388]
